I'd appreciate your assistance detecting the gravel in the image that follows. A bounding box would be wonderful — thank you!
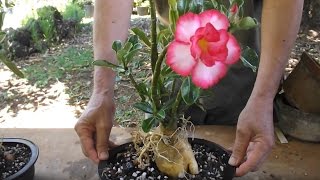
[0,143,31,179]
[100,142,230,180]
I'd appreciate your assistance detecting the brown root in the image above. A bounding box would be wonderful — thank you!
[132,117,199,178]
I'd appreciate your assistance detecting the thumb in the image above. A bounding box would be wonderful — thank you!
[229,129,250,166]
[96,123,112,161]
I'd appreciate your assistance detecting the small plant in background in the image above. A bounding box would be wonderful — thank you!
[62,3,85,31]
[36,6,62,43]
[95,0,258,178]
[72,0,93,8]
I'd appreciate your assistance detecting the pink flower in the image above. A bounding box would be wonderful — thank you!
[230,4,239,15]
[166,10,240,89]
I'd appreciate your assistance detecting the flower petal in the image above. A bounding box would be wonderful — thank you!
[224,34,241,64]
[199,10,229,30]
[191,61,228,89]
[207,29,229,62]
[166,41,196,76]
[175,12,201,43]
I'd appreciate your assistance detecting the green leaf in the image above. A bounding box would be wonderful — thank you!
[189,0,204,14]
[125,43,143,63]
[117,42,133,65]
[142,117,157,133]
[177,0,191,15]
[157,29,172,47]
[203,0,218,10]
[240,47,259,72]
[162,98,176,111]
[133,102,153,114]
[128,35,139,45]
[112,40,122,53]
[0,54,24,78]
[168,0,179,32]
[181,77,200,105]
[238,17,258,30]
[130,28,151,48]
[137,83,149,97]
[92,60,125,72]
[156,109,166,119]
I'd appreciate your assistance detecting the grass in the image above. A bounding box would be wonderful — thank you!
[23,46,93,108]
[24,47,93,88]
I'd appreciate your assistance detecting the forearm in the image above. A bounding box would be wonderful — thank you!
[93,0,133,94]
[250,0,303,102]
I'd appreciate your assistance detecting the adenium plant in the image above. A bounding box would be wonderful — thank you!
[95,0,258,177]
[95,0,258,132]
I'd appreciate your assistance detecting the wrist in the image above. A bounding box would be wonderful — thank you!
[93,66,116,95]
[248,92,274,106]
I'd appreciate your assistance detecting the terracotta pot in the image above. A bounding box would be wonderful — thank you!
[283,52,320,114]
[275,95,320,142]
[98,138,235,180]
[2,138,39,180]
[137,6,149,16]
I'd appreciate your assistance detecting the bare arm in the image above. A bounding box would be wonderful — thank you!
[251,0,304,102]
[229,0,303,176]
[93,0,133,94]
[75,0,133,163]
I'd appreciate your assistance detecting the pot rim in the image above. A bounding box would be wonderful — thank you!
[1,138,39,180]
[98,137,235,180]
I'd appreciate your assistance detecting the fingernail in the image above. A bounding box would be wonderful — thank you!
[99,152,109,160]
[228,156,237,166]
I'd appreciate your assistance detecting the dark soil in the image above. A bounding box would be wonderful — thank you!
[0,143,31,179]
[99,139,234,180]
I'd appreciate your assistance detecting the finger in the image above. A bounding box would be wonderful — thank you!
[235,142,269,176]
[96,119,112,161]
[228,128,251,167]
[75,124,99,163]
[80,135,99,163]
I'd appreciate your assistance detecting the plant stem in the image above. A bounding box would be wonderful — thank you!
[151,45,168,110]
[149,0,158,72]
[128,72,146,101]
[171,89,182,122]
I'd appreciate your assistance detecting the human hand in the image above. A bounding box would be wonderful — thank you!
[74,92,116,164]
[228,97,275,176]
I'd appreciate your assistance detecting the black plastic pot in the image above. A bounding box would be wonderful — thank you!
[2,138,39,180]
[98,138,235,180]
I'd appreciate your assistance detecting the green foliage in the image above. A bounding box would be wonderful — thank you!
[181,77,200,106]
[25,47,92,87]
[36,6,61,42]
[25,18,43,43]
[0,0,24,78]
[62,3,85,26]
[72,0,93,8]
[240,46,259,72]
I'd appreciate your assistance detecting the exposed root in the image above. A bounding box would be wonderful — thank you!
[132,117,199,178]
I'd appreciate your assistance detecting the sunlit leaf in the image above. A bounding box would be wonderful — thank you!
[133,102,153,114]
[112,40,122,53]
[92,60,125,72]
[130,27,151,48]
[142,117,157,132]
[181,77,200,105]
[240,46,259,72]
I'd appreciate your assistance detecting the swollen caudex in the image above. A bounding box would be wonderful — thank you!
[132,118,199,178]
